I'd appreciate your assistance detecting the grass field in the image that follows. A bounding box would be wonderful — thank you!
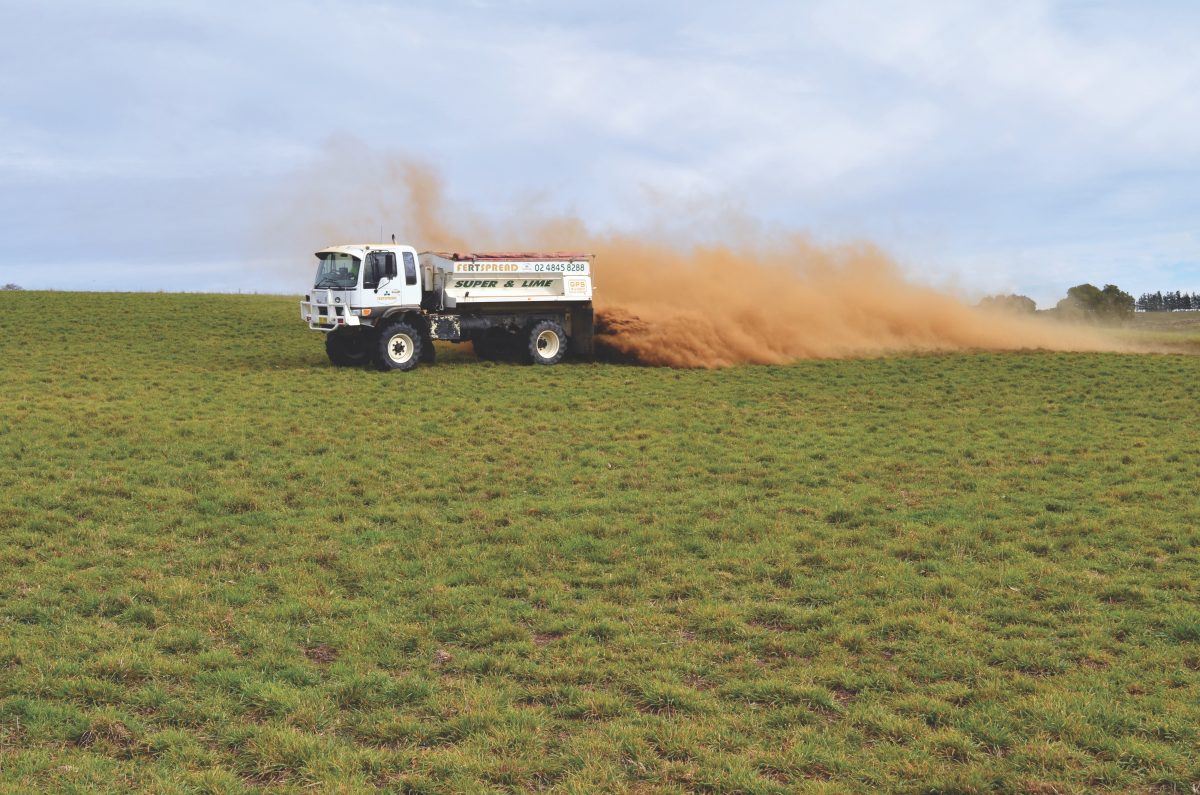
[1,292,1199,794]
[1119,312,1200,352]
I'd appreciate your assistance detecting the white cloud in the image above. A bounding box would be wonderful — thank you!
[0,0,1197,297]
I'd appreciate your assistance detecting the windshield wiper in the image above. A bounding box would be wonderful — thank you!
[314,279,345,289]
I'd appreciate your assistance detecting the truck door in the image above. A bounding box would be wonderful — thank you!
[367,249,422,309]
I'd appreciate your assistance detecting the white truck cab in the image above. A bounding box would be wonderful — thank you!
[299,243,594,370]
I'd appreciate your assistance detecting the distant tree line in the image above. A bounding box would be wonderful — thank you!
[977,294,1036,314]
[1135,291,1200,312]
[1056,284,1134,321]
[979,283,1136,322]
[2,283,22,291]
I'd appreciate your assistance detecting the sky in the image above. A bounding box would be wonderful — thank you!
[1,0,1198,307]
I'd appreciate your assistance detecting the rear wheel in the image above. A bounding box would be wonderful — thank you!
[325,328,369,367]
[375,321,422,371]
[472,334,498,361]
[528,320,567,365]
[473,330,517,362]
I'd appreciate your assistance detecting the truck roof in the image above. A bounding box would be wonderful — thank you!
[316,246,592,261]
[315,244,375,255]
[427,251,592,261]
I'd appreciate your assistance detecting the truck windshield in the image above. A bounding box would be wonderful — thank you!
[313,253,361,289]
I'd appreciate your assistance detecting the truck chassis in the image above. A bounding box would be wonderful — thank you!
[320,305,594,370]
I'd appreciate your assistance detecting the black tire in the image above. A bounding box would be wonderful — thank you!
[471,335,494,361]
[528,320,568,365]
[472,331,516,362]
[375,321,423,371]
[325,328,369,367]
[420,334,437,364]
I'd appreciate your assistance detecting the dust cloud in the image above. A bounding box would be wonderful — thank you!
[267,140,1137,368]
[584,235,1132,367]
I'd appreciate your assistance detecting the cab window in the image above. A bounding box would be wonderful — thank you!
[364,252,395,289]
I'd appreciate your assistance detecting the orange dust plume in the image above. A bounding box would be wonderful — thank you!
[579,234,1134,367]
[265,141,1141,367]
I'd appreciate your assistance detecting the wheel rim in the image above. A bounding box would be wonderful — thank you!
[536,329,560,359]
[386,333,414,364]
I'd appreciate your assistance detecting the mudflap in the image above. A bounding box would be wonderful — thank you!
[569,305,594,361]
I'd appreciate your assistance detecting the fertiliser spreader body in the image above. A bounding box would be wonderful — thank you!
[299,244,594,370]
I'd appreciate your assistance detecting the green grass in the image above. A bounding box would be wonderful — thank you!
[1,291,1199,794]
[1121,312,1200,351]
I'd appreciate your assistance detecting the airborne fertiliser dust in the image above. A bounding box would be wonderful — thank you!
[581,234,1133,367]
[267,142,1138,368]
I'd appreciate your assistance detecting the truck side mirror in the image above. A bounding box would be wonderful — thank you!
[385,254,398,280]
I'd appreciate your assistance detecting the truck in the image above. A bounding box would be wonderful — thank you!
[299,243,594,370]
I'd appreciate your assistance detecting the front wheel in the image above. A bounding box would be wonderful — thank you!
[528,320,568,365]
[325,328,369,367]
[375,321,423,371]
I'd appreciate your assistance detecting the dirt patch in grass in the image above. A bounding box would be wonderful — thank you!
[303,644,338,664]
